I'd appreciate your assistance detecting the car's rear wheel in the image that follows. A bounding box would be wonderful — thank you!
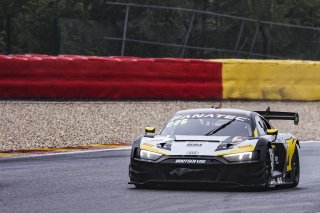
[290,146,300,187]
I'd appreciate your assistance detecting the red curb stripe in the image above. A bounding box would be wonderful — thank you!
[0,143,131,157]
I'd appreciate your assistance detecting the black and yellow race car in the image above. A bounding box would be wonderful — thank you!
[129,107,300,189]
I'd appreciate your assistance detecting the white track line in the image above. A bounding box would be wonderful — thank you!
[300,141,320,143]
[300,182,320,187]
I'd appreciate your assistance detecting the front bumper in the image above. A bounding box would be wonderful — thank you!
[129,156,267,187]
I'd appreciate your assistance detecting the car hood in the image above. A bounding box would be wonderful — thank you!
[140,135,259,156]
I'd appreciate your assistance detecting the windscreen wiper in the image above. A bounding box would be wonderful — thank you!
[205,118,236,136]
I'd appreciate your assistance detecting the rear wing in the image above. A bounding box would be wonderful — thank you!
[255,107,299,125]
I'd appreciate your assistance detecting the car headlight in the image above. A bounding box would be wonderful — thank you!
[223,151,258,162]
[140,150,162,160]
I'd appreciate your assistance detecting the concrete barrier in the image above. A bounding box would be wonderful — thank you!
[0,55,222,100]
[213,59,320,101]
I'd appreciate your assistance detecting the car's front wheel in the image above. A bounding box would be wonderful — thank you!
[264,148,272,189]
[290,146,300,187]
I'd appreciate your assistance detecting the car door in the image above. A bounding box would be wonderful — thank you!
[259,117,287,174]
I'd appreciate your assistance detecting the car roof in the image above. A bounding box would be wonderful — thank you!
[175,108,253,117]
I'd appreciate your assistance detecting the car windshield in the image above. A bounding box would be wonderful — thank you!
[160,114,253,137]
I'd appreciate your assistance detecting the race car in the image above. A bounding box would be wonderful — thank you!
[128,107,300,189]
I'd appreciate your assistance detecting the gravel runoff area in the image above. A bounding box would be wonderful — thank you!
[0,101,319,151]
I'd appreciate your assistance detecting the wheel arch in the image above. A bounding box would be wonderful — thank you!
[255,137,272,161]
[130,136,143,159]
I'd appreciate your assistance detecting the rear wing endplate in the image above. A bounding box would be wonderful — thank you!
[255,107,299,125]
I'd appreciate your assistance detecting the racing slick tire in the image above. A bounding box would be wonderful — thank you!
[290,147,300,188]
[264,148,272,189]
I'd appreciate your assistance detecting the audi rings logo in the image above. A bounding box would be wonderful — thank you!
[186,143,202,147]
[186,151,199,155]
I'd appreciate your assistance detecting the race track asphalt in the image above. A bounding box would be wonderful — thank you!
[0,142,320,213]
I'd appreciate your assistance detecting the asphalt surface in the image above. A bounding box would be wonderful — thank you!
[0,143,320,213]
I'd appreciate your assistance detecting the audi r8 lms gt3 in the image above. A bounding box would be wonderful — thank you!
[128,107,300,189]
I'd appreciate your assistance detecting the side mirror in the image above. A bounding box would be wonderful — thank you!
[267,129,278,136]
[267,129,278,142]
[145,127,155,137]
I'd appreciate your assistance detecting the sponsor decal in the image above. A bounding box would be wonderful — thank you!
[175,159,206,164]
[216,114,249,122]
[166,119,188,127]
[171,114,250,122]
[238,144,253,149]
